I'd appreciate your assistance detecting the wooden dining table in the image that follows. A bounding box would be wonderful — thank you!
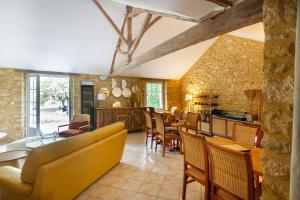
[206,136,263,176]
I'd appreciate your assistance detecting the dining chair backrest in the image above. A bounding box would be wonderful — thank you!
[174,110,183,121]
[233,123,261,148]
[186,112,200,131]
[181,111,188,120]
[206,142,255,200]
[148,107,155,116]
[180,130,208,172]
[153,114,165,135]
[144,111,153,129]
[170,106,178,115]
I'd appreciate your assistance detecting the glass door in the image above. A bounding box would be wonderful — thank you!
[27,74,71,137]
[27,74,40,137]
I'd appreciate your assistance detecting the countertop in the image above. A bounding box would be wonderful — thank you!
[212,115,261,125]
[96,107,147,110]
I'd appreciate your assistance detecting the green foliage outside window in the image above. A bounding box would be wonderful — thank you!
[146,83,162,109]
[40,78,69,107]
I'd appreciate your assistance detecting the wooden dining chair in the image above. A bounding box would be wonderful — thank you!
[144,111,156,149]
[153,114,181,157]
[232,123,262,148]
[174,110,184,122]
[206,141,260,200]
[148,107,155,117]
[170,110,184,128]
[179,130,209,200]
[184,112,200,134]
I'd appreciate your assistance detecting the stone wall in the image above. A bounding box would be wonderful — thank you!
[165,80,181,110]
[261,0,296,199]
[180,35,264,114]
[73,75,170,114]
[0,68,25,144]
[72,75,145,114]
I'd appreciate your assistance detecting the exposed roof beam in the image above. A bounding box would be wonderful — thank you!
[143,9,201,23]
[127,8,144,18]
[110,16,127,74]
[111,0,262,75]
[92,0,127,44]
[206,0,233,7]
[126,6,133,62]
[146,16,162,31]
[129,14,152,56]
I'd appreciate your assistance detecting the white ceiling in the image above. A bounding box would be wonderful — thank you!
[0,0,264,79]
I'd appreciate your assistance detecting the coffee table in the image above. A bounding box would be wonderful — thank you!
[0,136,65,168]
[0,150,28,168]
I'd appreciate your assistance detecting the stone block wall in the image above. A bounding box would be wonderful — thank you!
[73,74,145,114]
[0,68,25,144]
[261,0,296,199]
[165,80,181,110]
[180,35,264,114]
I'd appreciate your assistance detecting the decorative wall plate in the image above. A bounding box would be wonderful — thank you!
[121,79,127,89]
[112,87,122,97]
[112,78,117,88]
[122,88,132,98]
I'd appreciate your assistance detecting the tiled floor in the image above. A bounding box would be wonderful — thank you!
[75,132,204,200]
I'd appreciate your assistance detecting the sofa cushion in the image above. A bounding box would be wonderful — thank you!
[21,122,125,184]
[93,122,125,141]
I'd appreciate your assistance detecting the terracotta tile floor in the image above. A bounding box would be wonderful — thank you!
[75,132,204,200]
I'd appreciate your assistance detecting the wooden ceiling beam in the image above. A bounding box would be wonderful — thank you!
[126,6,133,62]
[92,0,127,44]
[110,16,127,74]
[111,0,262,75]
[143,9,201,23]
[206,0,233,7]
[129,14,152,56]
[146,16,162,31]
[127,8,144,18]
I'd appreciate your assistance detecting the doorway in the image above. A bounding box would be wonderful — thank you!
[27,74,71,137]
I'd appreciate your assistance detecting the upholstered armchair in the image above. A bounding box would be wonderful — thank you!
[58,114,90,137]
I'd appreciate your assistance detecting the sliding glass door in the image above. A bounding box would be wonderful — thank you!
[27,74,71,137]
[27,74,40,137]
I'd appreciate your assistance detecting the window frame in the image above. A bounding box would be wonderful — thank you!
[145,81,165,110]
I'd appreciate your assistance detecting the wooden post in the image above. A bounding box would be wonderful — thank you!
[290,2,300,199]
[92,0,127,44]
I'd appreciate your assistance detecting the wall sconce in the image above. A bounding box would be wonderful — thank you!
[185,94,193,101]
[96,94,107,101]
[96,88,110,101]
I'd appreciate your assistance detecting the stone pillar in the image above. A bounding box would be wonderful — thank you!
[290,1,300,200]
[262,0,296,199]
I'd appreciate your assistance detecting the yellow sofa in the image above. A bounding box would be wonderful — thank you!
[0,122,127,200]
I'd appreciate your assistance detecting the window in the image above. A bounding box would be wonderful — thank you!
[146,82,163,109]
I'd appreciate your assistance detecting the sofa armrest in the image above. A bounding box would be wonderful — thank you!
[0,166,33,195]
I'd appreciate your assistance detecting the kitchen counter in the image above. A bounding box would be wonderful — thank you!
[212,115,261,125]
[211,116,261,138]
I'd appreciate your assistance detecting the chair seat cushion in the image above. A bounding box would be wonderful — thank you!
[165,127,178,133]
[171,121,185,127]
[58,129,84,137]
